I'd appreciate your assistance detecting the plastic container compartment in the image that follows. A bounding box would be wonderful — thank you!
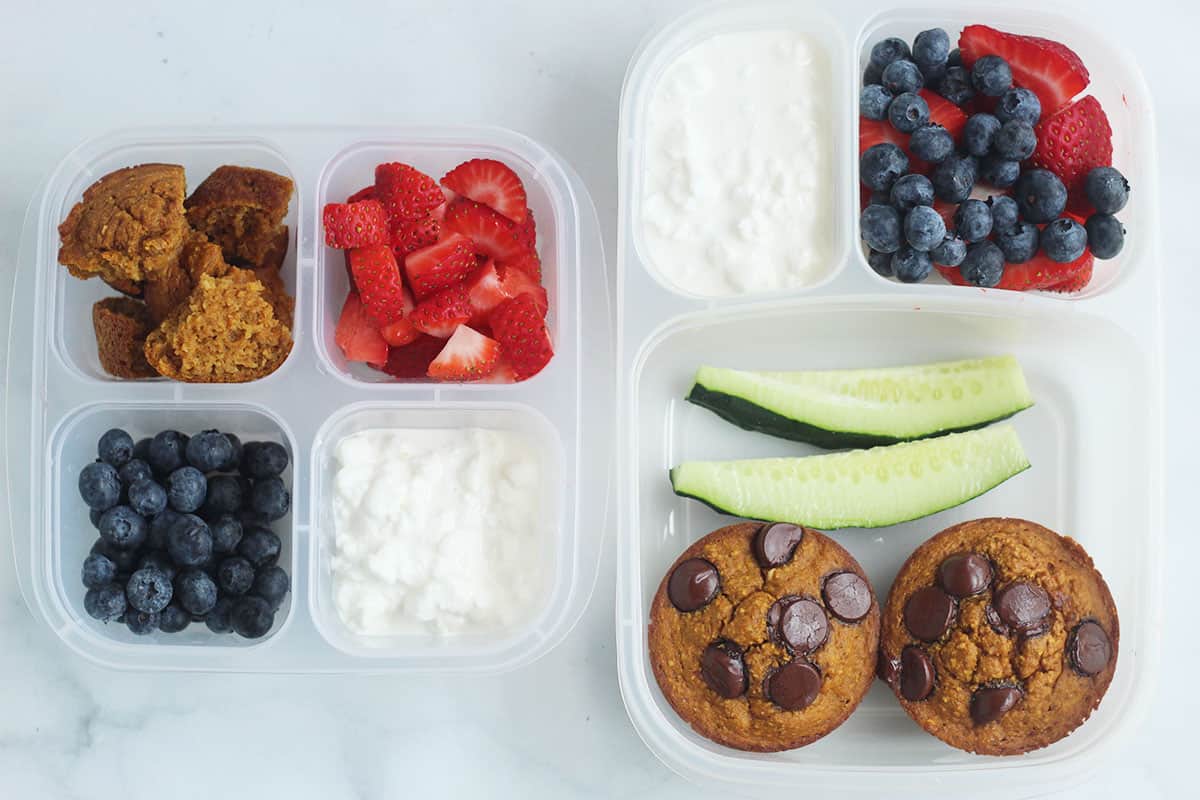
[616,1,1163,796]
[6,125,613,673]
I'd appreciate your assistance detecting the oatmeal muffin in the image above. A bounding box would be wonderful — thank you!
[184,165,293,270]
[91,297,156,378]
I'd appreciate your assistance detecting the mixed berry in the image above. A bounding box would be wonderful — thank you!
[859,24,1130,291]
[77,427,291,639]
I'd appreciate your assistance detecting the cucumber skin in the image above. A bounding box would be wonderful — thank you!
[686,382,1026,450]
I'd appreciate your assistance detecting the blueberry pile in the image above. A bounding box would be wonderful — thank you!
[78,427,291,639]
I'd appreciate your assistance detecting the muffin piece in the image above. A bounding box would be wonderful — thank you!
[879,518,1119,756]
[251,265,294,328]
[144,232,232,323]
[102,274,144,298]
[58,164,188,283]
[143,269,293,383]
[648,522,880,752]
[184,166,293,270]
[92,297,156,378]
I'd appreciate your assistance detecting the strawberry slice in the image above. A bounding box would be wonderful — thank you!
[347,245,406,325]
[374,162,445,223]
[427,325,502,381]
[1045,258,1094,293]
[465,260,506,325]
[937,249,1093,291]
[380,334,445,379]
[378,287,418,346]
[512,208,536,252]
[497,264,549,315]
[1030,96,1112,212]
[323,200,389,248]
[441,158,528,223]
[334,291,388,366]
[409,284,472,338]
[500,250,542,283]
[489,294,553,381]
[958,25,1089,116]
[919,89,968,139]
[477,357,518,384]
[390,216,440,261]
[403,233,477,300]
[346,185,376,204]
[441,198,530,263]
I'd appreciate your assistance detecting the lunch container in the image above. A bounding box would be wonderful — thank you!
[616,1,1163,796]
[6,125,613,673]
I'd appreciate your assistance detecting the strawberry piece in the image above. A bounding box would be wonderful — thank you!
[409,284,472,338]
[1045,258,1094,293]
[441,198,530,263]
[347,245,406,325]
[477,357,518,384]
[936,249,1094,291]
[500,249,542,283]
[403,233,477,300]
[373,162,444,223]
[1030,96,1113,212]
[497,264,549,315]
[346,185,376,204]
[427,325,502,381]
[334,292,388,365]
[958,25,1089,116]
[933,200,958,232]
[380,335,445,379]
[918,89,968,139]
[378,287,418,346]
[512,208,536,252]
[465,260,506,325]
[390,216,440,260]
[323,200,389,248]
[441,158,528,223]
[489,294,553,381]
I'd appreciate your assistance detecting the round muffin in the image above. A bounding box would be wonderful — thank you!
[879,518,1119,756]
[648,522,880,752]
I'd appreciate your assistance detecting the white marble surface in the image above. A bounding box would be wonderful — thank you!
[0,1,1195,797]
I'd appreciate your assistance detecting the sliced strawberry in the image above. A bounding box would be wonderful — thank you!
[390,216,440,260]
[334,292,388,365]
[1030,96,1112,212]
[409,285,472,338]
[512,208,536,252]
[441,158,528,223]
[937,249,1093,291]
[500,250,542,283]
[1045,258,1094,293]
[403,233,477,300]
[958,25,1089,115]
[918,89,968,139]
[497,264,549,315]
[346,185,376,204]
[380,334,445,379]
[427,325,502,381]
[477,356,517,384]
[489,294,553,381]
[378,287,418,346]
[347,245,406,325]
[373,162,445,223]
[323,200,389,248]
[465,260,506,325]
[441,198,530,262]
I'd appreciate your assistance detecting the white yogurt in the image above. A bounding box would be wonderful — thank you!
[638,30,833,297]
[330,427,548,636]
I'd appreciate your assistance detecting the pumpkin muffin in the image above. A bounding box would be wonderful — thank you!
[91,297,156,379]
[184,165,293,270]
[144,232,233,323]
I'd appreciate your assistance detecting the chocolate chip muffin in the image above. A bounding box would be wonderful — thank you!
[879,518,1118,756]
[648,522,880,752]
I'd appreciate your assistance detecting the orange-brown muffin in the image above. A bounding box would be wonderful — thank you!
[102,274,144,298]
[648,522,880,752]
[58,164,188,284]
[143,232,232,323]
[184,165,293,270]
[879,518,1118,756]
[251,265,294,328]
[91,297,156,378]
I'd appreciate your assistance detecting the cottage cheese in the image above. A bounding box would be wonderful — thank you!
[638,30,833,296]
[330,428,549,636]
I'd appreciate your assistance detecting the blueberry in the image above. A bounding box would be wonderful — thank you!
[251,565,290,612]
[202,475,243,518]
[931,154,977,203]
[962,113,1000,158]
[1085,167,1130,214]
[166,467,207,513]
[867,249,894,277]
[250,478,291,521]
[890,174,935,213]
[125,568,173,614]
[860,204,903,253]
[98,505,147,551]
[1015,169,1068,223]
[912,28,950,69]
[870,37,911,69]
[238,509,270,530]
[98,429,134,467]
[237,527,281,568]
[908,124,953,164]
[137,550,177,582]
[947,48,962,68]
[128,479,167,518]
[904,205,947,252]
[931,236,968,267]
[79,462,121,511]
[217,556,256,596]
[1041,217,1088,263]
[240,441,289,480]
[175,568,219,616]
[89,508,104,529]
[860,143,909,193]
[971,55,1012,97]
[186,429,234,473]
[936,65,974,106]
[231,595,275,639]
[167,514,213,567]
[159,604,191,633]
[887,92,929,134]
[91,538,139,574]
[992,120,1037,161]
[148,430,189,476]
[82,552,117,589]
[921,63,947,91]
[206,597,236,634]
[995,221,1041,264]
[219,433,244,472]
[859,84,892,120]
[84,584,126,622]
[147,508,181,551]
[210,514,244,555]
[1086,214,1126,259]
[988,196,1020,234]
[995,87,1042,126]
[892,247,933,283]
[954,199,993,243]
[960,241,1006,287]
[133,437,152,462]
[882,60,923,95]
[118,459,153,487]
[863,61,883,86]
[125,610,159,635]
[979,155,1021,189]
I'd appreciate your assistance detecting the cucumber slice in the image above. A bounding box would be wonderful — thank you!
[670,424,1029,529]
[687,356,1033,449]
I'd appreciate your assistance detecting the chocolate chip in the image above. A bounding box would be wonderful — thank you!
[775,598,828,655]
[984,603,1008,635]
[668,558,720,612]
[994,581,1051,632]
[765,660,822,711]
[1067,620,1112,676]
[752,523,804,569]
[903,586,956,641]
[938,552,993,597]
[822,571,872,622]
[899,645,936,701]
[970,685,1023,725]
[700,639,747,699]
[877,651,900,685]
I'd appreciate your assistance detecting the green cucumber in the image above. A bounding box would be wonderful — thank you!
[669,424,1029,529]
[687,356,1033,449]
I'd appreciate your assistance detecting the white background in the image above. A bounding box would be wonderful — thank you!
[0,0,1194,797]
